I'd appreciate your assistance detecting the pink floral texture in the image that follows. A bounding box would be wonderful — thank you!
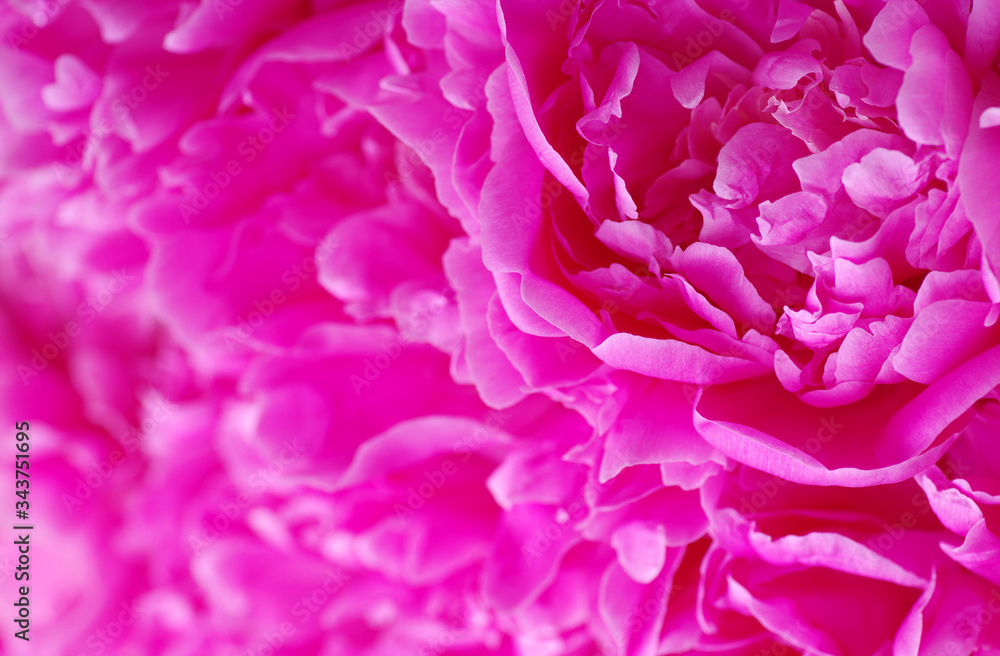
[1,0,1000,654]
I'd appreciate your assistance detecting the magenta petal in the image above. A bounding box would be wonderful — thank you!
[942,522,1000,586]
[41,54,101,112]
[693,375,972,487]
[965,0,1000,81]
[864,0,931,70]
[336,416,507,490]
[896,25,973,155]
[443,239,527,408]
[600,378,722,482]
[599,555,680,656]
[610,521,669,584]
[892,299,1000,384]
[771,0,813,43]
[843,148,923,217]
[482,503,581,611]
[752,49,821,90]
[593,332,771,385]
[671,52,751,110]
[958,72,1000,272]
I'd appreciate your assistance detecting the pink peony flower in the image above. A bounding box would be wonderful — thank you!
[442,0,1000,490]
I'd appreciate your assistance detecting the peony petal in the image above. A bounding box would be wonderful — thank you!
[896,25,973,155]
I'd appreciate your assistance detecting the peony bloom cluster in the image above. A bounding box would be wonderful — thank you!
[1,0,999,654]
